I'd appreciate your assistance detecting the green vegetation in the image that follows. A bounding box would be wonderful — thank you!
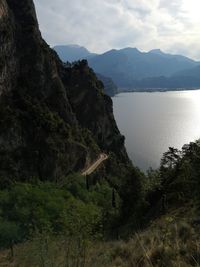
[0,140,200,266]
[0,204,200,266]
[145,140,200,211]
[0,174,121,263]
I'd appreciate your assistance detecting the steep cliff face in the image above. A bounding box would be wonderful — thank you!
[0,0,17,95]
[0,0,128,182]
[61,60,128,162]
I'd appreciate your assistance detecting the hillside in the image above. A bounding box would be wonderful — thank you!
[122,67,200,91]
[120,75,200,91]
[172,65,200,77]
[1,138,200,266]
[0,0,144,260]
[54,45,200,90]
[96,73,118,96]
[0,0,129,182]
[53,45,118,96]
[0,0,145,247]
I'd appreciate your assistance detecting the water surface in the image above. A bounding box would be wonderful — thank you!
[112,90,200,171]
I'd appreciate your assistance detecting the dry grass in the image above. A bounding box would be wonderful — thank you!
[1,205,200,267]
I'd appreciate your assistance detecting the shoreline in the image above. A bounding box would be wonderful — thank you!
[116,87,200,94]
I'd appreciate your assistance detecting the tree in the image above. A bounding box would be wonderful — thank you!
[160,147,181,170]
[160,147,182,186]
[0,220,20,257]
[112,188,116,208]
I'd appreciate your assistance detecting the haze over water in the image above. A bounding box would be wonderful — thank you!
[112,90,200,171]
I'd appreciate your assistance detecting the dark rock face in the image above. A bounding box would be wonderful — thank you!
[0,0,17,95]
[62,60,128,162]
[53,45,118,97]
[96,73,118,97]
[0,0,128,182]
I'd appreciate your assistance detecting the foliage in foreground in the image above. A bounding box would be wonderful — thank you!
[1,204,200,267]
[0,174,120,255]
[143,140,200,215]
[1,139,200,266]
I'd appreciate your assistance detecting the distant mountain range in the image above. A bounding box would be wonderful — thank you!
[54,45,117,96]
[53,45,200,94]
[53,45,97,62]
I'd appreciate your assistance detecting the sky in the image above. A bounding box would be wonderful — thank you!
[34,0,200,60]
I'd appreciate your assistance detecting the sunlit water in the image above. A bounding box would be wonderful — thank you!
[112,90,200,171]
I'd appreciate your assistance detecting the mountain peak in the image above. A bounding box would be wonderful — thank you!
[53,44,90,53]
[120,47,141,54]
[67,44,84,48]
[53,44,97,62]
[149,49,164,55]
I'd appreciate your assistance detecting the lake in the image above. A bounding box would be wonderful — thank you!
[112,90,200,171]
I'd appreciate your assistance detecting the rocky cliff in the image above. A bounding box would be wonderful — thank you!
[0,0,128,183]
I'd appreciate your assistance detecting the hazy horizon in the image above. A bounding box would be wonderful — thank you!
[52,44,200,61]
[34,0,200,61]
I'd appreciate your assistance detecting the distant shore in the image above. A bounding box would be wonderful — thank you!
[117,87,200,94]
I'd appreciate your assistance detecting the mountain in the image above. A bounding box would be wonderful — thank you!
[53,45,118,96]
[119,76,200,91]
[88,48,199,88]
[53,44,97,62]
[149,49,165,55]
[0,0,128,182]
[96,73,118,96]
[54,45,200,90]
[172,65,200,77]
[122,65,200,91]
[0,1,146,252]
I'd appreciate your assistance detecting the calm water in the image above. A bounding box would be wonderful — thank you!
[112,90,200,171]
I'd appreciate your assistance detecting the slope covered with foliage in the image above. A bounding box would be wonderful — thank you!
[0,0,145,258]
[0,0,128,182]
[1,140,200,266]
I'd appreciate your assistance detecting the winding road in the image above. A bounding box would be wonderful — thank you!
[81,153,108,176]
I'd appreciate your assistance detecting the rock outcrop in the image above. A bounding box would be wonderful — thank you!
[0,0,128,182]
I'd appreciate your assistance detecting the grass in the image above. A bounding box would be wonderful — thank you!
[0,203,200,267]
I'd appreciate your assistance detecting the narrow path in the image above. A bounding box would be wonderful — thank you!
[81,153,108,176]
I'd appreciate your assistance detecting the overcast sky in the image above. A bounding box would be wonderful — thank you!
[34,0,200,60]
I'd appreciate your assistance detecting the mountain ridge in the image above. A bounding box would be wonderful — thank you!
[53,44,97,62]
[53,45,118,96]
[0,0,129,182]
[88,47,200,87]
[54,45,200,91]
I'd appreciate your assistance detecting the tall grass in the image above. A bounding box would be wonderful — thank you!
[1,207,200,267]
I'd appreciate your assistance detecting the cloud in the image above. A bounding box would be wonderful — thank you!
[33,0,200,60]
